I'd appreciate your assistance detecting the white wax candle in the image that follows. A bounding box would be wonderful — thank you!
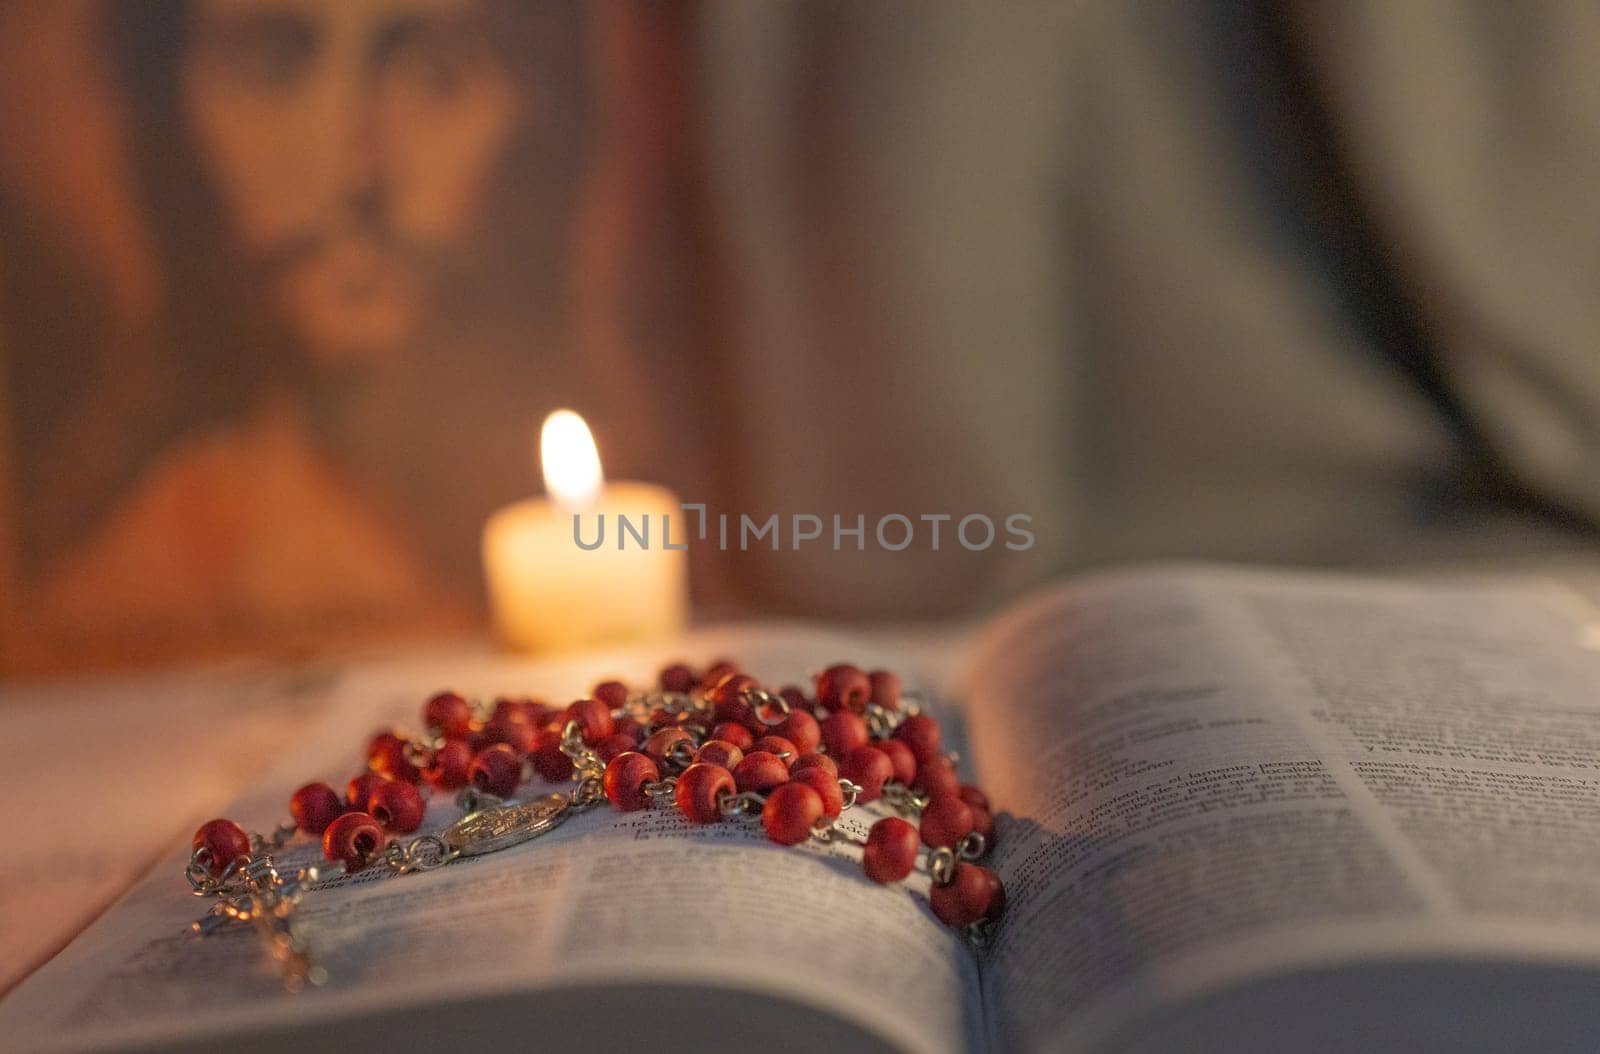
[483,483,689,653]
[482,412,688,653]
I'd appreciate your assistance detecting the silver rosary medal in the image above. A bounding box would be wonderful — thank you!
[441,792,571,857]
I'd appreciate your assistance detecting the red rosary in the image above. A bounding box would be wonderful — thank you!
[187,661,1005,986]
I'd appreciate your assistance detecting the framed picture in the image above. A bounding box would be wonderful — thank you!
[0,1,704,674]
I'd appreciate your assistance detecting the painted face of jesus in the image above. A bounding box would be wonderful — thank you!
[181,0,524,364]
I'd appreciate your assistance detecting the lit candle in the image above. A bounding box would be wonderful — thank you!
[482,410,689,653]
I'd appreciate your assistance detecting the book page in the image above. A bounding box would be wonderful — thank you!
[0,628,982,1054]
[961,566,1600,1052]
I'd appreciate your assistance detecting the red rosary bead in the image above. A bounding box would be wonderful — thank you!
[192,819,251,877]
[528,729,576,782]
[819,710,870,758]
[594,733,639,764]
[969,805,995,849]
[423,691,474,738]
[659,662,696,694]
[642,726,692,767]
[469,743,523,797]
[929,863,999,928]
[762,782,823,845]
[981,866,1007,920]
[863,817,920,884]
[919,793,975,849]
[478,715,536,754]
[893,714,943,766]
[771,710,821,755]
[789,765,844,818]
[564,699,615,745]
[366,731,421,783]
[791,752,839,779]
[958,785,990,812]
[814,663,871,713]
[913,755,961,799]
[709,722,754,751]
[367,730,403,766]
[289,782,344,835]
[591,680,629,709]
[868,669,902,711]
[750,735,799,767]
[425,739,473,790]
[695,739,744,770]
[702,666,747,695]
[840,745,894,803]
[676,762,735,823]
[706,673,759,726]
[323,812,385,871]
[876,739,918,786]
[779,685,815,714]
[699,660,739,691]
[492,696,549,726]
[732,751,789,794]
[603,751,660,812]
[612,715,646,742]
[368,779,425,833]
[346,772,390,810]
[648,708,682,731]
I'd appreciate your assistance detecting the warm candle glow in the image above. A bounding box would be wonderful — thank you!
[540,409,604,510]
[488,408,686,652]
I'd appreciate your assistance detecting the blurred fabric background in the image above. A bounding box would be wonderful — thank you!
[1,0,1597,676]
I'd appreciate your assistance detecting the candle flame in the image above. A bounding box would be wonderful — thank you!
[541,409,604,509]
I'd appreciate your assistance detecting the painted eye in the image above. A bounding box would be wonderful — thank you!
[381,20,494,99]
[198,15,317,92]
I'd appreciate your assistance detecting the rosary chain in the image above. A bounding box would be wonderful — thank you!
[384,833,460,874]
[643,776,678,808]
[559,719,606,779]
[183,668,1003,993]
[571,774,605,810]
[746,688,792,727]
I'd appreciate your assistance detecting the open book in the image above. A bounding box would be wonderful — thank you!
[8,565,1600,1053]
